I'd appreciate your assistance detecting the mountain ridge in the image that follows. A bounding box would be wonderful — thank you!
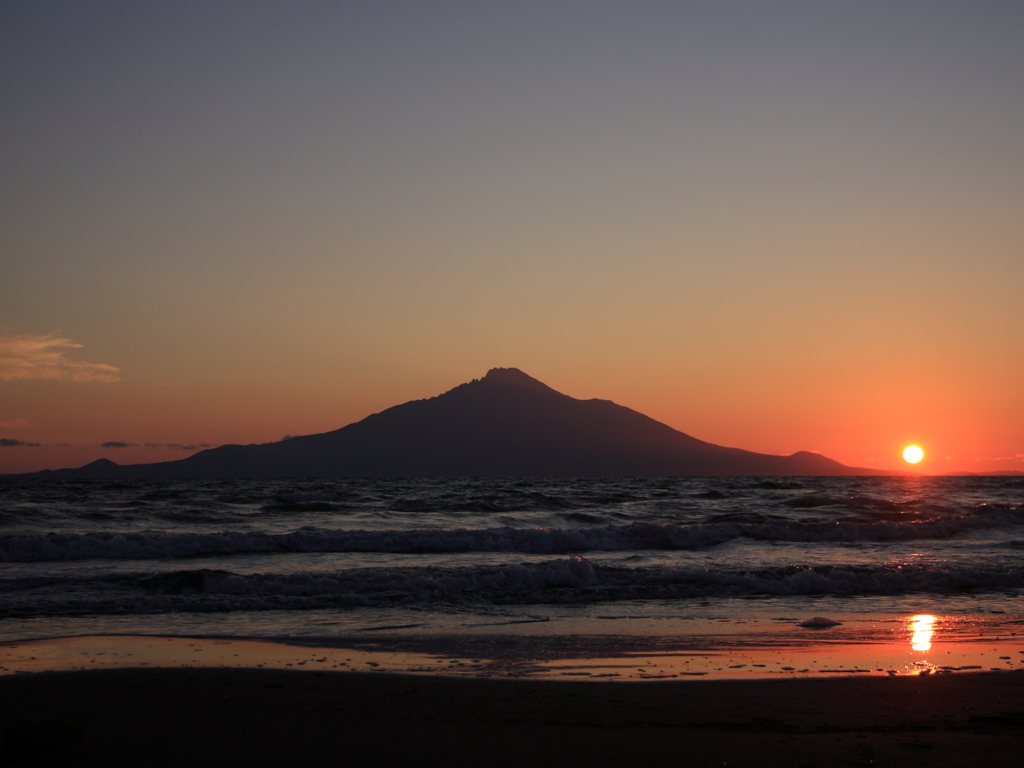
[5,368,897,478]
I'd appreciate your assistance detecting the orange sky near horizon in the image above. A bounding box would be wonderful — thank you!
[1,2,1022,476]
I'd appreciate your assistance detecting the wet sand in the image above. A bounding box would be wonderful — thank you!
[4,619,1024,680]
[3,629,1024,766]
[2,665,1024,767]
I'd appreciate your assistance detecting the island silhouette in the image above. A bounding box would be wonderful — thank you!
[15,368,895,478]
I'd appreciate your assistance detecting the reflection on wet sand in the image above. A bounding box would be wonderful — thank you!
[3,615,1024,681]
[911,614,935,652]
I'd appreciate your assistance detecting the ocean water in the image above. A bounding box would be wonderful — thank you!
[1,476,1022,652]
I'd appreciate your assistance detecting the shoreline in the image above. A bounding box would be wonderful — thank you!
[4,616,1024,680]
[3,665,1024,766]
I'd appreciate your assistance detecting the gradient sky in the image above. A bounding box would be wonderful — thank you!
[2,1,1022,475]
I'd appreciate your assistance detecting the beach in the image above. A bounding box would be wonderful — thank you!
[3,664,1024,767]
[3,633,1024,766]
[3,476,1022,764]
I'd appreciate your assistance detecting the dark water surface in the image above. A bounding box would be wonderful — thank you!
[1,476,1022,642]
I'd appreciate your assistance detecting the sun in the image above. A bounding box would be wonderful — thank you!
[903,445,924,464]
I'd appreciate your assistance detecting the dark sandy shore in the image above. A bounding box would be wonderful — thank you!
[2,667,1023,767]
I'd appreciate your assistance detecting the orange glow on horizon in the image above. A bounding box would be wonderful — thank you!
[0,361,1019,476]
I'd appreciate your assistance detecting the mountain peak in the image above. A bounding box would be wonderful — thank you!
[480,368,557,393]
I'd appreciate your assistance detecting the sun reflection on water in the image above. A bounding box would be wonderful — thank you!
[910,614,935,652]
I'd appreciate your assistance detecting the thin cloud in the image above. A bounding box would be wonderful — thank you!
[0,418,30,429]
[0,438,42,447]
[0,334,120,383]
[145,442,214,450]
[16,441,173,448]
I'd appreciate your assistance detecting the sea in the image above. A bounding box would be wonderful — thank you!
[2,475,1023,673]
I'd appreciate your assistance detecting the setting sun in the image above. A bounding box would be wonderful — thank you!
[903,445,924,464]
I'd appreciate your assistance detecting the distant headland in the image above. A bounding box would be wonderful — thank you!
[5,368,898,478]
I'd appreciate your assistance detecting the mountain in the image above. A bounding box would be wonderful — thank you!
[9,368,895,478]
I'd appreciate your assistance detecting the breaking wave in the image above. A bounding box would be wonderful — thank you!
[3,557,1023,618]
[2,505,1022,563]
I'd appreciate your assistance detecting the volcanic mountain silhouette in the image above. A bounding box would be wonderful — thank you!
[20,368,892,478]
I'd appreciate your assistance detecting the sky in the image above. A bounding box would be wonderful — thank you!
[2,0,1022,475]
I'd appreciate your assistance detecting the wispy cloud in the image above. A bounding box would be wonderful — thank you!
[100,441,137,448]
[0,334,120,383]
[0,438,42,447]
[0,418,30,429]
